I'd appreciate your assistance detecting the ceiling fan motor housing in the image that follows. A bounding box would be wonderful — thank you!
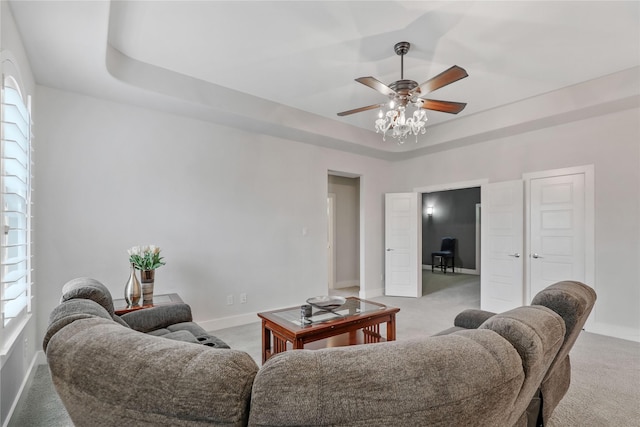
[389,79,419,105]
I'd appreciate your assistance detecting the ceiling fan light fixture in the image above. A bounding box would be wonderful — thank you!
[376,104,428,144]
[337,41,468,145]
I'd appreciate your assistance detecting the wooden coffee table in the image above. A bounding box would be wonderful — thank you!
[257,297,399,363]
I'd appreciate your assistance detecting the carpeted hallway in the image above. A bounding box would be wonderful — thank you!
[10,272,640,426]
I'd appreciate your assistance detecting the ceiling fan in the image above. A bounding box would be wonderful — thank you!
[337,41,468,143]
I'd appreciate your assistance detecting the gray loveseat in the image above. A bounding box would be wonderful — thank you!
[43,278,595,426]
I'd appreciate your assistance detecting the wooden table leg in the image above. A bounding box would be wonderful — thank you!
[262,320,271,364]
[293,337,304,350]
[387,314,397,341]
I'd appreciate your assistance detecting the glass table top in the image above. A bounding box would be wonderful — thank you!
[272,298,387,327]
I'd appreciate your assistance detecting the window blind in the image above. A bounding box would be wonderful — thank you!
[1,78,32,332]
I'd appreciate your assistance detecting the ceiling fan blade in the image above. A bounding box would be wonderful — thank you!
[337,103,385,116]
[411,65,468,96]
[355,77,397,97]
[418,99,467,114]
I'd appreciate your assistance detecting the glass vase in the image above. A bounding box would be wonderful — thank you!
[124,263,141,307]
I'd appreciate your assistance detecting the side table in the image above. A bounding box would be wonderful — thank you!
[113,293,183,315]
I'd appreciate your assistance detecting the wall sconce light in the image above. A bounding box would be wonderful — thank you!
[426,206,434,216]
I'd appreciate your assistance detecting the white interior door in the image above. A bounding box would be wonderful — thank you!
[481,181,524,312]
[385,193,421,297]
[529,173,585,300]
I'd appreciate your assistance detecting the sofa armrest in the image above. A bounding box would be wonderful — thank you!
[119,303,193,332]
[454,308,496,329]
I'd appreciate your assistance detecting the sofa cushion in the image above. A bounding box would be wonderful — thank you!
[249,329,525,426]
[194,335,230,349]
[167,322,230,349]
[160,330,201,344]
[147,328,171,336]
[167,321,208,337]
[148,325,229,348]
[432,325,466,336]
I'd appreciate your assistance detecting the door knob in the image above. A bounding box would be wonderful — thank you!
[508,253,521,258]
[386,248,394,252]
[532,253,543,259]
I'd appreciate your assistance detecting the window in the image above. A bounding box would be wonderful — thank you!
[0,74,32,349]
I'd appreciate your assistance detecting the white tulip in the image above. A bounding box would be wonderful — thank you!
[127,246,141,256]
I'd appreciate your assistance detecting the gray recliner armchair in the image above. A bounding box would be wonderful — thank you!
[438,280,597,426]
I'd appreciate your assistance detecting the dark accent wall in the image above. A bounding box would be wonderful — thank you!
[422,187,480,269]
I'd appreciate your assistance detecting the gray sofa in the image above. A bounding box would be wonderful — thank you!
[43,278,595,426]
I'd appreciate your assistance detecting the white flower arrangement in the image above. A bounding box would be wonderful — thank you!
[128,245,166,270]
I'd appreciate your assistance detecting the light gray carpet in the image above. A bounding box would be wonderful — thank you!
[10,272,640,426]
[8,364,69,427]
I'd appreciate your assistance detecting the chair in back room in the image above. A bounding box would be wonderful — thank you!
[431,237,456,274]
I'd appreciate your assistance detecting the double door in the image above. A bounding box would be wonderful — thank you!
[481,171,588,311]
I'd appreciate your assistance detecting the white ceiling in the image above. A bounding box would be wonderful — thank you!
[7,1,640,158]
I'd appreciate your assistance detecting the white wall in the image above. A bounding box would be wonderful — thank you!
[33,86,391,339]
[391,107,640,341]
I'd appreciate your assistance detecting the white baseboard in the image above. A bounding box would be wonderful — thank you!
[361,286,384,299]
[3,351,44,427]
[422,264,479,275]
[198,312,259,332]
[587,321,640,343]
[335,280,360,289]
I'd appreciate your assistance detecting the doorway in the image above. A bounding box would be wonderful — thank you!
[413,180,487,298]
[422,188,481,274]
[328,174,361,296]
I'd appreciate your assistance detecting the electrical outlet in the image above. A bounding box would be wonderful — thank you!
[240,293,247,304]
[226,295,233,305]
